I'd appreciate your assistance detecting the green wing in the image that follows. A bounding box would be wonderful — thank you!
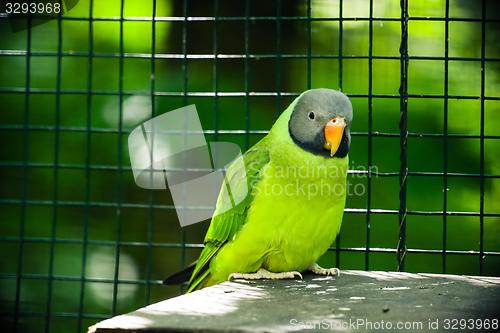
[186,138,270,292]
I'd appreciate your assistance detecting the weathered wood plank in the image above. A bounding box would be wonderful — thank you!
[89,270,500,333]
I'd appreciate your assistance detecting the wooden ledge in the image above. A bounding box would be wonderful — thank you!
[89,270,500,333]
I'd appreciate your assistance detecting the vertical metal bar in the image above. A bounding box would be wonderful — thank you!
[180,0,188,289]
[397,0,409,272]
[213,0,219,141]
[306,0,311,90]
[442,0,449,274]
[244,0,250,150]
[145,0,157,304]
[336,0,343,269]
[14,11,32,333]
[77,0,94,331]
[111,0,125,315]
[365,0,373,271]
[45,7,63,332]
[338,0,343,91]
[479,0,486,275]
[275,0,282,118]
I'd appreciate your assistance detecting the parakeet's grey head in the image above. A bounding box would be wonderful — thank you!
[288,88,353,158]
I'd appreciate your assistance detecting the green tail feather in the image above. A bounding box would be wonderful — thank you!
[186,269,211,293]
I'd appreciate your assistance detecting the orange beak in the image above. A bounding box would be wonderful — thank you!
[323,116,346,157]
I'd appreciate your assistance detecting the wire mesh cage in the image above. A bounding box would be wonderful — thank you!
[1,0,499,332]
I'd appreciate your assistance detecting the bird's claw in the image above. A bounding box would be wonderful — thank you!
[228,268,303,281]
[308,263,340,277]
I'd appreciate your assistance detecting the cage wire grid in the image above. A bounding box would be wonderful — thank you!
[0,0,500,332]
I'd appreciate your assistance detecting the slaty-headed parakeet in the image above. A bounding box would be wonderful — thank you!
[164,88,353,292]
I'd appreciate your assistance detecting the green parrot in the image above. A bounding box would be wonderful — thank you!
[164,88,353,292]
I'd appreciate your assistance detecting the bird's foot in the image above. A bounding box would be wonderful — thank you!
[228,268,302,281]
[307,263,340,277]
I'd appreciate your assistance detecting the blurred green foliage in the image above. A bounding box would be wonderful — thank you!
[0,0,499,332]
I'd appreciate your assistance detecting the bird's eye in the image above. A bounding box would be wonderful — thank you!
[308,111,315,120]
